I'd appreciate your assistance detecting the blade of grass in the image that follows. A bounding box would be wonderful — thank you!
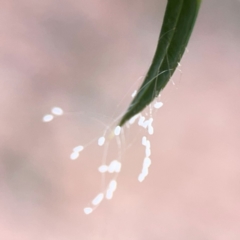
[119,0,202,126]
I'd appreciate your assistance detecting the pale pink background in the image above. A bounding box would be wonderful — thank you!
[1,0,240,239]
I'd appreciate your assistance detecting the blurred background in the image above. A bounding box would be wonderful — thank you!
[1,0,240,239]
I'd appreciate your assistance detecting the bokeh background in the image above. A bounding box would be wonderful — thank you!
[1,0,240,239]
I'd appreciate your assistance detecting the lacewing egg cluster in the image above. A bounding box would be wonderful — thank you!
[42,94,164,215]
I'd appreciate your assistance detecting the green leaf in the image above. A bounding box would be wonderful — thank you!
[119,0,202,126]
